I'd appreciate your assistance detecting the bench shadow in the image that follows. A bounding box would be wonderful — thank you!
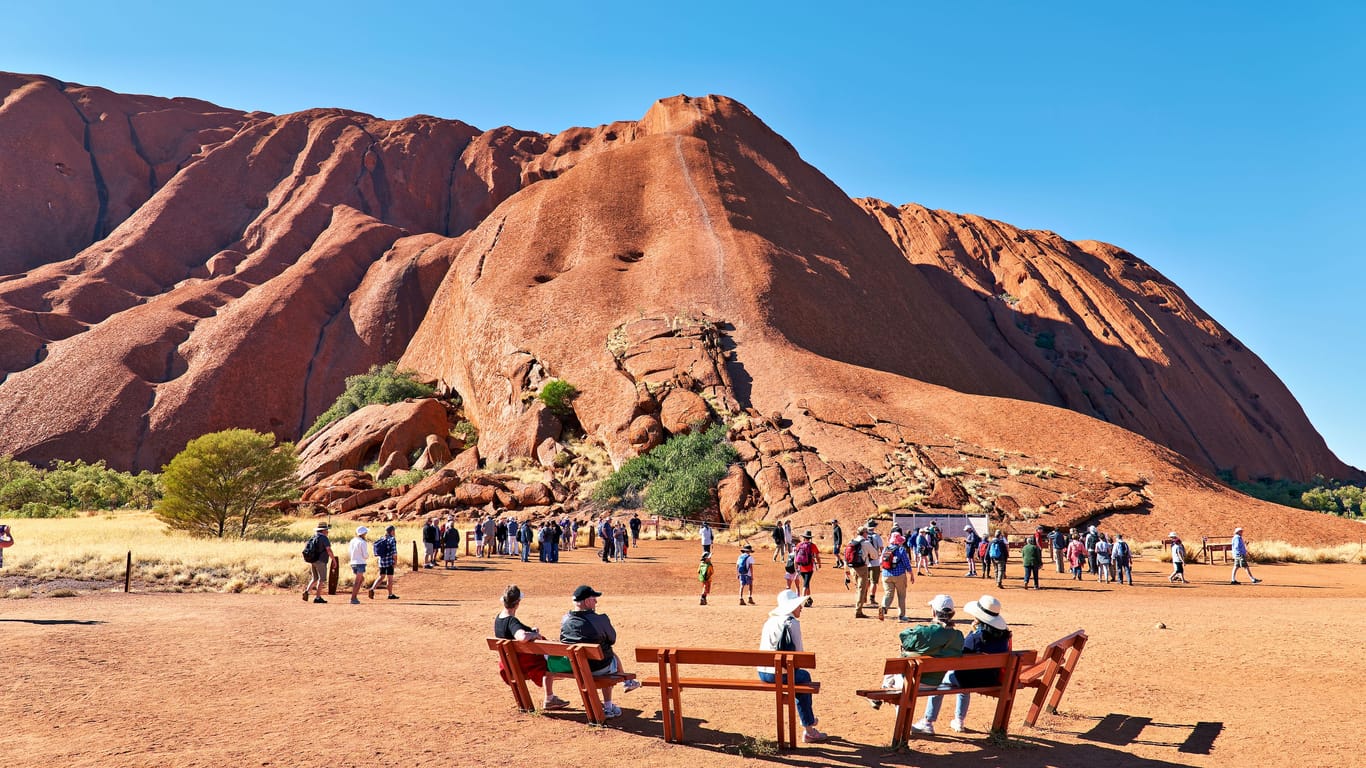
[0,618,105,626]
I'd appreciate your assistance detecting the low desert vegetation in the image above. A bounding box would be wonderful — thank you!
[1220,471,1364,518]
[592,423,737,519]
[1140,539,1366,565]
[305,362,436,438]
[0,512,428,594]
[537,378,579,418]
[0,455,161,517]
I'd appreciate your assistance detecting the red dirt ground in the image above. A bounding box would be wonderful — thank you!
[5,539,1364,767]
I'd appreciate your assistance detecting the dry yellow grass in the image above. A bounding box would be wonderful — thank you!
[0,512,427,594]
[1138,539,1366,564]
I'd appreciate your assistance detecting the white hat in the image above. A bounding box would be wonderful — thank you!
[356,526,369,536]
[928,594,955,616]
[965,595,1008,630]
[1168,531,1178,538]
[770,589,807,617]
[1234,527,1244,533]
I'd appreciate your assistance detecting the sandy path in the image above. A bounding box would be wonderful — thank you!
[4,540,1363,767]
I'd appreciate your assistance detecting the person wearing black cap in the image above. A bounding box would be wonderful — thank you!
[560,585,641,718]
[367,525,400,600]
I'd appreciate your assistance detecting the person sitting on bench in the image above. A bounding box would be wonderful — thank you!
[757,589,830,743]
[494,584,567,710]
[560,584,642,719]
[917,594,1012,733]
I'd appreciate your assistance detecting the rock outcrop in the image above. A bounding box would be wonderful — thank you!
[0,74,1360,545]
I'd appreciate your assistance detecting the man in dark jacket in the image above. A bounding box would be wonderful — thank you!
[560,585,641,718]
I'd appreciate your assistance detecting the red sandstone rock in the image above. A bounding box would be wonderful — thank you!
[658,389,712,435]
[296,399,448,485]
[375,451,408,481]
[717,464,751,522]
[412,433,454,471]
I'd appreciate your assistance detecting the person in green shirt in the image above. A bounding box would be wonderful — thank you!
[1021,538,1043,589]
[906,594,965,733]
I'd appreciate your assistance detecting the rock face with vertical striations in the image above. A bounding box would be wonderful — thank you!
[0,73,1359,544]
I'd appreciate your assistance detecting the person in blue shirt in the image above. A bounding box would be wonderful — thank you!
[367,525,399,600]
[877,533,914,622]
[1230,527,1262,584]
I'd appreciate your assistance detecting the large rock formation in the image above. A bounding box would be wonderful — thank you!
[0,73,1359,543]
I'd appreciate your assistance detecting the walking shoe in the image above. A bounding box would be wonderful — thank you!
[1230,580,1239,585]
[741,598,747,605]
[313,597,326,603]
[1252,578,1262,584]
[622,679,642,693]
[854,611,867,619]
[602,702,622,719]
[700,595,707,605]
[949,718,965,733]
[801,729,830,743]
[877,606,886,621]
[747,597,756,605]
[804,597,814,607]
[898,615,912,622]
[911,719,935,735]
[302,591,309,602]
[388,594,400,599]
[350,598,361,604]
[368,587,375,599]
[424,563,433,568]
[542,695,569,710]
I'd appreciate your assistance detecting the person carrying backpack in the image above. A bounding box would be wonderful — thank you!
[843,528,876,618]
[877,533,914,622]
[698,552,714,605]
[988,532,1009,589]
[736,544,756,605]
[301,522,335,604]
[793,531,822,606]
[962,524,981,577]
[831,519,844,567]
[1112,533,1134,585]
[1049,528,1068,573]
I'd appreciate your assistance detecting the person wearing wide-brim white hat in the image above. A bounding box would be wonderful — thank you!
[1230,527,1262,585]
[347,526,370,604]
[919,595,1014,734]
[757,590,829,743]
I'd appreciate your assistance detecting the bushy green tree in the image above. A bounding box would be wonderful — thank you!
[305,362,436,437]
[155,430,299,538]
[593,423,737,519]
[0,456,161,513]
[1301,487,1339,514]
[537,379,579,418]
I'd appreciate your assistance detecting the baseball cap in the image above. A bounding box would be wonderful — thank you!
[572,585,603,601]
[928,594,955,615]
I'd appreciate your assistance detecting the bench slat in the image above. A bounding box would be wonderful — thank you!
[640,677,819,693]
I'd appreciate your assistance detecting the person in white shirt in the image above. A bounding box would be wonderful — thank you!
[348,526,370,604]
[757,590,828,743]
[700,521,714,554]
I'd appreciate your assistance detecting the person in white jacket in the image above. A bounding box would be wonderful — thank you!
[348,526,370,604]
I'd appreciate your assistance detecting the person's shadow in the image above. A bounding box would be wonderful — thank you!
[0,618,104,625]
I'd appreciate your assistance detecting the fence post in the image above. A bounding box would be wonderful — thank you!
[124,550,131,593]
[412,540,420,571]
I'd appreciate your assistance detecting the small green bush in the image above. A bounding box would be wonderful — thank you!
[593,423,737,519]
[306,363,436,437]
[451,420,479,446]
[380,468,432,489]
[538,379,579,418]
[0,456,161,513]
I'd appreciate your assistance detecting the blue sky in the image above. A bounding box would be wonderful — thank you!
[7,2,1363,471]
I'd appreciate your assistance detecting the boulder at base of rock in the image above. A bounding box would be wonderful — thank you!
[412,433,454,471]
[717,463,751,523]
[392,468,461,515]
[536,437,565,468]
[376,450,408,481]
[296,399,449,486]
[658,389,712,435]
[628,414,664,453]
[447,445,480,477]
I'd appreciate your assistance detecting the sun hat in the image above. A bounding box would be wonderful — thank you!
[770,589,807,617]
[572,585,603,601]
[891,533,906,545]
[356,526,369,536]
[1168,531,1179,538]
[866,520,879,528]
[928,594,955,616]
[741,544,754,552]
[1234,527,1244,533]
[385,525,395,532]
[803,530,813,539]
[315,522,330,531]
[964,523,973,531]
[965,595,1008,630]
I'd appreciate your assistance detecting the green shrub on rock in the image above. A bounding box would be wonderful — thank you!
[306,362,436,437]
[593,423,737,519]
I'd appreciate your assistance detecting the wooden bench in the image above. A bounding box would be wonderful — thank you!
[1018,629,1087,726]
[635,646,820,749]
[487,638,636,724]
[855,651,1036,747]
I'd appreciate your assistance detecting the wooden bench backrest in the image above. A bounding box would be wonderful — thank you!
[878,651,1036,680]
[636,646,816,670]
[486,637,604,660]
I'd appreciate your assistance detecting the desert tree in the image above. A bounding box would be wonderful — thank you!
[155,429,299,538]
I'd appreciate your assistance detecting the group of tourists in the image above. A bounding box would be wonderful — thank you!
[300,522,399,604]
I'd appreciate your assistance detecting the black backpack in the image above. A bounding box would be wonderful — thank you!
[302,534,322,563]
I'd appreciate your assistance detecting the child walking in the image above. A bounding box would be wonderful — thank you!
[698,552,714,605]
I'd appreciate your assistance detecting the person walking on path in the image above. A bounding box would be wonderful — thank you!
[507,518,520,558]
[844,527,878,618]
[770,523,786,561]
[700,521,714,555]
[630,513,641,546]
[1095,534,1113,583]
[988,532,1009,588]
[1066,533,1086,580]
[518,518,533,562]
[422,518,439,568]
[1230,527,1262,584]
[698,552,714,605]
[0,523,12,571]
[1084,526,1099,574]
[929,521,943,566]
[367,525,400,600]
[865,521,884,605]
[793,530,822,606]
[831,519,844,567]
[347,526,370,604]
[757,590,830,743]
[1021,536,1042,589]
[912,528,934,576]
[962,525,981,577]
[1049,528,1068,573]
[1168,533,1188,583]
[783,521,794,557]
[1113,534,1134,585]
[302,522,335,603]
[877,533,914,622]
[737,544,757,604]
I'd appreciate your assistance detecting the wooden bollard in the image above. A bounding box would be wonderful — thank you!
[328,556,339,595]
[124,550,131,593]
[412,540,419,571]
